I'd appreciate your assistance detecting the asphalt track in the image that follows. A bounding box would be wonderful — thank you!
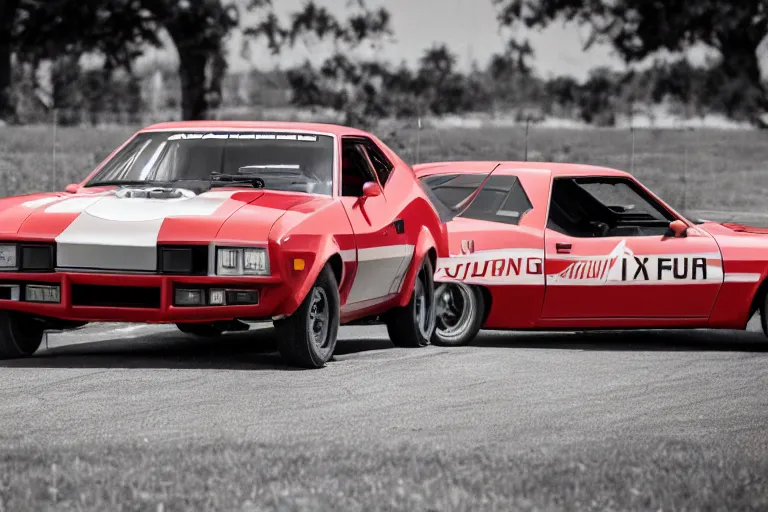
[0,317,767,458]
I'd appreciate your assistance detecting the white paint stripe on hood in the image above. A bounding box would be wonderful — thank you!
[53,190,238,271]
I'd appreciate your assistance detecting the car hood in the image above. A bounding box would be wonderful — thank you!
[2,187,313,272]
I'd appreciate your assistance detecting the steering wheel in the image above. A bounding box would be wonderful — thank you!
[588,221,610,237]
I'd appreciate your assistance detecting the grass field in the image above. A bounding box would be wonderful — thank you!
[2,124,768,212]
[1,439,766,511]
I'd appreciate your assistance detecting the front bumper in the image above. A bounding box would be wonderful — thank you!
[0,271,291,324]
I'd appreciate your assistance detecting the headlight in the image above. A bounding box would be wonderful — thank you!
[0,244,18,269]
[216,247,269,276]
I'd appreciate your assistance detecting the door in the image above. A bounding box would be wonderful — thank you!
[339,137,410,308]
[542,176,723,319]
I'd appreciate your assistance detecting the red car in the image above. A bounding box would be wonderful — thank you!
[0,121,447,368]
[415,161,768,346]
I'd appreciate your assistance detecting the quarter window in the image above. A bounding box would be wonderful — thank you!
[419,173,533,226]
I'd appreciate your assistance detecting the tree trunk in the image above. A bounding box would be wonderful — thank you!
[719,34,768,127]
[0,38,12,123]
[0,0,19,123]
[177,45,209,121]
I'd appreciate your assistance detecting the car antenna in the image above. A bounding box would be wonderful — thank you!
[448,162,503,220]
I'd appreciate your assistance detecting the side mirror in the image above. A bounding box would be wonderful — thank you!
[362,181,381,198]
[666,219,688,238]
[64,183,79,193]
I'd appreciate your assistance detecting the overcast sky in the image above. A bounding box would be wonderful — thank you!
[226,0,625,81]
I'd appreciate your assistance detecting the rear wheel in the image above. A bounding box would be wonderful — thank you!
[0,312,44,359]
[274,265,340,368]
[385,257,436,348]
[432,283,485,346]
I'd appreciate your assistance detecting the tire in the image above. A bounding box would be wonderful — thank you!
[176,323,224,337]
[760,292,768,337]
[274,265,340,369]
[385,256,437,348]
[432,283,485,347]
[0,311,44,359]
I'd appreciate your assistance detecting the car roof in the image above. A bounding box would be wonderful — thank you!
[139,120,372,137]
[413,160,631,179]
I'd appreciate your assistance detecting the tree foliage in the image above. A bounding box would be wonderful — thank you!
[1,0,391,122]
[244,0,393,128]
[493,0,768,123]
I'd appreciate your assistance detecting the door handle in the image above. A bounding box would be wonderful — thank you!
[393,219,405,234]
[555,243,571,254]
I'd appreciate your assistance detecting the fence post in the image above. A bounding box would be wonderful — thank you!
[415,115,421,165]
[682,139,688,212]
[630,125,635,174]
[52,108,58,191]
[524,117,530,161]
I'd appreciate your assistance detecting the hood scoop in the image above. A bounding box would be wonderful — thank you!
[115,187,196,200]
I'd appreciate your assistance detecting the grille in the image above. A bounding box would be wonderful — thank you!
[158,246,209,275]
[71,284,161,309]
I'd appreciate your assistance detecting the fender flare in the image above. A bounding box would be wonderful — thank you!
[397,225,438,308]
[276,234,344,317]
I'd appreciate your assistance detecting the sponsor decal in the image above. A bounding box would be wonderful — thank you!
[548,240,723,285]
[435,240,726,286]
[435,248,545,285]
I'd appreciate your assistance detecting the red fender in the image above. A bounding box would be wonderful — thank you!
[397,225,439,307]
[273,233,343,316]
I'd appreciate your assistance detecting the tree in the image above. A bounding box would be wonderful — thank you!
[7,0,157,122]
[2,0,393,122]
[0,0,20,121]
[493,0,768,124]
[246,0,394,128]
[139,0,238,120]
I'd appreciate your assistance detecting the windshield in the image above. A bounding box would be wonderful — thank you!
[85,131,335,195]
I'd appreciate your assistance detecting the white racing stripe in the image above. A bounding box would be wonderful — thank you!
[724,273,762,283]
[52,190,237,271]
[346,244,414,304]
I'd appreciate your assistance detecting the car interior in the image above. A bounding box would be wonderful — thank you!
[341,139,389,197]
[547,177,675,237]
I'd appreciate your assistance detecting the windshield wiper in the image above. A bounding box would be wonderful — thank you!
[209,173,265,189]
[85,180,166,188]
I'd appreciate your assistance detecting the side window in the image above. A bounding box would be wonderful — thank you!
[547,176,674,238]
[420,174,485,208]
[340,138,377,197]
[362,142,394,186]
[418,173,533,226]
[459,176,533,225]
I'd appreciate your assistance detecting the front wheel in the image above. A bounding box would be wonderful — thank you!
[759,291,768,338]
[0,312,44,359]
[274,265,340,369]
[432,283,485,346]
[385,256,436,348]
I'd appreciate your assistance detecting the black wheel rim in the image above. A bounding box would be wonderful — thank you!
[307,287,330,350]
[435,283,474,339]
